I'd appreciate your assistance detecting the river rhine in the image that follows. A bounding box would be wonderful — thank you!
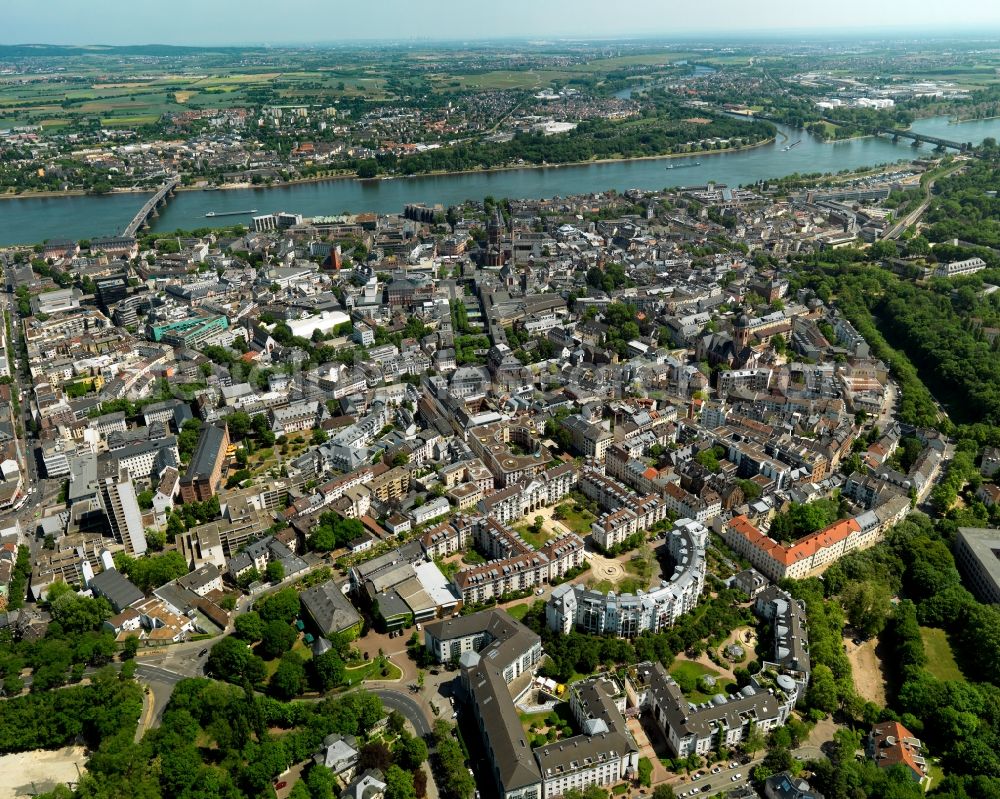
[2,115,1000,246]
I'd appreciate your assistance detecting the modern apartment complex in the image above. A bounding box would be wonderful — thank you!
[546,518,708,638]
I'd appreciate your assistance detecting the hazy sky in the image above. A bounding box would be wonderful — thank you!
[5,0,1000,46]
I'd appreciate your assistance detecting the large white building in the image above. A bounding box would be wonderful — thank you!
[547,518,708,638]
[934,257,987,278]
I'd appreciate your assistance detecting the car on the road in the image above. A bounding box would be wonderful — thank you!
[416,623,422,631]
[729,762,739,769]
[199,648,209,656]
[731,773,742,782]
[535,588,545,595]
[701,786,712,794]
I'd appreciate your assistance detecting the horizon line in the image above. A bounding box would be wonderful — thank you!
[5,26,1000,48]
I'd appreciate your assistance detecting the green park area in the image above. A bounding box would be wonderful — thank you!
[920,627,966,683]
[552,500,596,537]
[669,660,736,703]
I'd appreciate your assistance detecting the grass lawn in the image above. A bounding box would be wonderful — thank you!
[669,659,731,700]
[554,502,596,537]
[586,577,644,595]
[343,659,403,686]
[926,761,945,790]
[506,604,531,621]
[515,525,553,550]
[920,627,966,682]
[624,550,655,583]
[670,660,720,683]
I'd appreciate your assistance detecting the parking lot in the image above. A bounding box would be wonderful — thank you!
[673,757,756,797]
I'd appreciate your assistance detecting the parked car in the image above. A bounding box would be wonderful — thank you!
[731,773,742,782]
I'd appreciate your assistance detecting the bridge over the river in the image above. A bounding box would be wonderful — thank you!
[873,126,971,152]
[122,176,180,237]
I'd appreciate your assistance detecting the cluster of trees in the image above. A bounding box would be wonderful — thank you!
[178,418,205,461]
[522,591,752,683]
[585,263,632,293]
[800,513,1000,798]
[6,544,29,610]
[454,333,491,366]
[308,511,366,552]
[808,727,929,799]
[925,161,1000,249]
[0,584,126,697]
[113,550,189,592]
[432,720,475,799]
[0,668,143,753]
[351,727,429,799]
[207,587,359,700]
[781,577,861,719]
[878,280,1000,425]
[694,445,727,474]
[768,498,841,543]
[36,679,388,799]
[227,410,278,450]
[165,495,222,535]
[601,303,643,358]
[593,531,646,557]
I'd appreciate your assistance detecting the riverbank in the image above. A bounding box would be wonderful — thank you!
[175,136,779,194]
[3,113,994,246]
[0,186,150,201]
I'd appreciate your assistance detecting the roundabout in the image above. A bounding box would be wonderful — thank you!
[584,550,627,583]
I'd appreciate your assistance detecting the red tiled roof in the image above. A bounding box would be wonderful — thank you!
[870,721,925,780]
[726,515,861,567]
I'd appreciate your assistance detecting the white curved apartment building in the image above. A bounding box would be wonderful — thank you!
[546,518,708,638]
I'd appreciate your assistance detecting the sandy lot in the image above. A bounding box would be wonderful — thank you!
[0,746,87,798]
[530,503,576,538]
[584,549,626,583]
[846,636,888,706]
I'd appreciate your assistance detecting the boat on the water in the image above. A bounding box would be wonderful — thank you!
[205,209,258,218]
[666,161,701,170]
